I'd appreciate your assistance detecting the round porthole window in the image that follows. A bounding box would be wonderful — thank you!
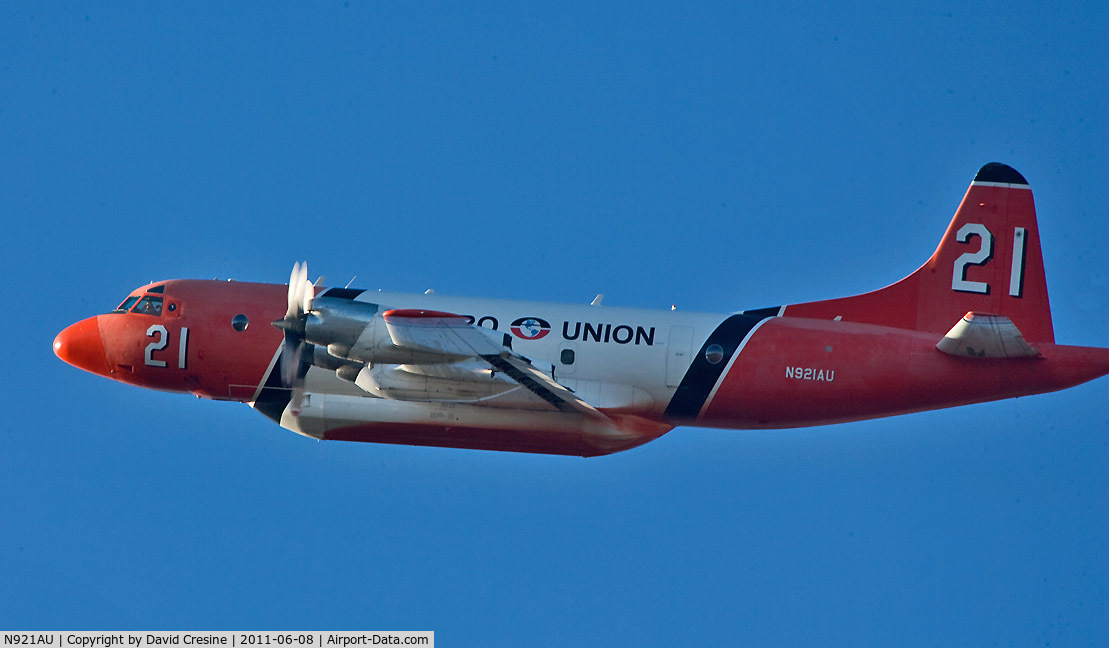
[232,314,249,332]
[704,343,724,364]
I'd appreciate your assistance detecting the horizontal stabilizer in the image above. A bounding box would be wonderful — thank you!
[936,312,1040,358]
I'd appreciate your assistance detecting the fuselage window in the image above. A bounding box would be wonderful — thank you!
[115,296,141,313]
[560,348,576,365]
[132,295,164,316]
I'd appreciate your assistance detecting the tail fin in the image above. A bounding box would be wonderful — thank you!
[781,163,1054,343]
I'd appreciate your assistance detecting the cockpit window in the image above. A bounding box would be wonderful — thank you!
[147,285,165,294]
[132,295,164,316]
[115,296,141,313]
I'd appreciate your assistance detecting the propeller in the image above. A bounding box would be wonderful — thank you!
[273,262,317,388]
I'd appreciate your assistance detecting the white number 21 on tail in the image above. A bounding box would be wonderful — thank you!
[952,223,1026,297]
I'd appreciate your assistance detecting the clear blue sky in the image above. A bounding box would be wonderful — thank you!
[4,2,1107,645]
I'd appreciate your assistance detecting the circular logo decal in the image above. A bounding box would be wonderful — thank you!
[510,317,551,340]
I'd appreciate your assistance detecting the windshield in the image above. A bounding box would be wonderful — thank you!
[132,295,164,316]
[111,284,170,315]
[114,296,141,313]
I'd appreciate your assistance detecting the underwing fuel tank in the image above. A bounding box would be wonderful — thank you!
[353,362,518,401]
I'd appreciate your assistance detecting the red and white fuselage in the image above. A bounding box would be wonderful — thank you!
[54,164,1109,456]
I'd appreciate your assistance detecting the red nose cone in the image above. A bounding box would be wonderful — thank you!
[54,316,109,376]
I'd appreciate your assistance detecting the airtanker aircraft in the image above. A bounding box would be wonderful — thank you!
[54,163,1109,456]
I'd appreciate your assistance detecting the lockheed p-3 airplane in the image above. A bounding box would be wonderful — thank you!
[54,163,1109,456]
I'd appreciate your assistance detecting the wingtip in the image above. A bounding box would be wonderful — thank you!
[974,162,1028,186]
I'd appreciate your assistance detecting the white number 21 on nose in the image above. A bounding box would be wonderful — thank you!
[145,325,190,369]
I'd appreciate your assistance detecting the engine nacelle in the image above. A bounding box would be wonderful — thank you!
[304,297,451,365]
[304,297,379,349]
[310,344,360,372]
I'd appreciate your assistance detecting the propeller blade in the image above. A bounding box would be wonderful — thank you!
[277,262,316,389]
[286,262,303,320]
[301,276,314,315]
[290,384,307,417]
[280,331,304,387]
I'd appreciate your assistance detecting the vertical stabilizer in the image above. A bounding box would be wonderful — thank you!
[782,163,1054,343]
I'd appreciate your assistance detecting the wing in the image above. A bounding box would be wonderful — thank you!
[378,309,602,416]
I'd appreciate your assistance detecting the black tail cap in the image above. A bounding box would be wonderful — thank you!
[974,162,1028,185]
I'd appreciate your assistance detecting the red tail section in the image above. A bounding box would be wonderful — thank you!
[782,163,1054,343]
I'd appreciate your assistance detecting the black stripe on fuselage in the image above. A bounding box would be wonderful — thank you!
[253,352,294,424]
[663,309,777,421]
[320,287,367,300]
[741,306,782,319]
[253,341,315,424]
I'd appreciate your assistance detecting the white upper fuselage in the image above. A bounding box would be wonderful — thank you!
[327,289,731,413]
